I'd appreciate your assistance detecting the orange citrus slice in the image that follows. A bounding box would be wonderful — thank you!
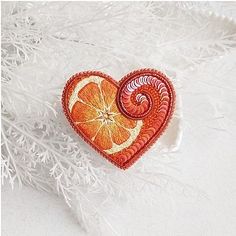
[69,75,143,154]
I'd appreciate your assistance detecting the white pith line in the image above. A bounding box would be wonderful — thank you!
[98,82,107,110]
[108,128,114,145]
[76,96,101,113]
[114,119,132,132]
[108,98,115,110]
[74,118,98,124]
[91,123,104,141]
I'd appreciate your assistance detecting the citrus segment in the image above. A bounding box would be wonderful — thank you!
[78,82,104,110]
[76,120,101,139]
[71,101,98,122]
[101,80,117,108]
[109,101,120,113]
[114,114,137,129]
[93,125,113,150]
[109,123,130,145]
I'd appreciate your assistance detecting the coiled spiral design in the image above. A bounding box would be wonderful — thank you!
[115,69,175,167]
[117,69,174,120]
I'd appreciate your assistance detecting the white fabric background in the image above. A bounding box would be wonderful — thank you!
[2,2,236,236]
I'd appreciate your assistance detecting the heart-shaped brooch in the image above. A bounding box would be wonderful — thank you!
[62,69,175,169]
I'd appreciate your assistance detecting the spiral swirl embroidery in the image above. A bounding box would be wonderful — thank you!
[115,69,175,166]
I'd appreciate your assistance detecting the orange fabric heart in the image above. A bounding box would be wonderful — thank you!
[62,69,175,169]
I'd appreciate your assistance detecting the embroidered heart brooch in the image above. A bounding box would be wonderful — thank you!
[62,69,175,169]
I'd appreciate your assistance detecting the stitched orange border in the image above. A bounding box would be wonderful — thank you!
[61,69,175,169]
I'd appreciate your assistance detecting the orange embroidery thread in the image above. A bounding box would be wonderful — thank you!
[62,69,175,169]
